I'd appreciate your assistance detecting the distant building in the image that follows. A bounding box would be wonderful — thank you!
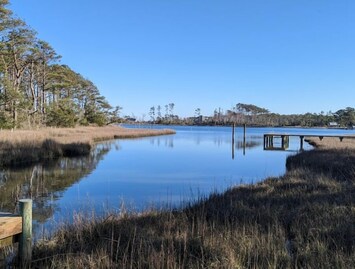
[328,122,339,127]
[193,116,213,125]
[194,115,203,124]
[124,117,136,122]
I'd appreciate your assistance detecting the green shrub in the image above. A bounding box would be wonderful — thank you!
[46,99,78,127]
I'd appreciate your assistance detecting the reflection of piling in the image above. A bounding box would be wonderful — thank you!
[232,123,235,159]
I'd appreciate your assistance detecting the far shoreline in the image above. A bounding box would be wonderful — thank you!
[122,122,352,130]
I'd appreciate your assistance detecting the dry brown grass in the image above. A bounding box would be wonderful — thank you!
[0,126,175,167]
[306,135,355,149]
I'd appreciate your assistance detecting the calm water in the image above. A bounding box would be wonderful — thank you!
[0,125,354,237]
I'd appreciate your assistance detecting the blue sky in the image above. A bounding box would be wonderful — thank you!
[9,0,355,119]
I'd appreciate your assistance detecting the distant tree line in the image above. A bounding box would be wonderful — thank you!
[0,1,120,128]
[139,103,355,128]
[218,104,355,128]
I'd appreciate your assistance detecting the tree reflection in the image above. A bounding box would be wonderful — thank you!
[0,142,113,224]
[235,140,261,149]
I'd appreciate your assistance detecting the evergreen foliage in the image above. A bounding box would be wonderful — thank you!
[0,1,120,128]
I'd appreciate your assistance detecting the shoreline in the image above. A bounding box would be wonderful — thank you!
[0,126,175,168]
[1,131,354,267]
[26,137,355,268]
[123,122,352,130]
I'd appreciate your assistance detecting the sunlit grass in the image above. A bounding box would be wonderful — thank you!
[0,126,175,167]
[306,135,355,149]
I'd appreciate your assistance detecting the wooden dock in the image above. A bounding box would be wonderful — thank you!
[0,199,32,265]
[0,213,22,247]
[263,133,355,151]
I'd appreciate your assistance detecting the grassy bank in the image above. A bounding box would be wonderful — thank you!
[23,137,355,268]
[0,126,175,167]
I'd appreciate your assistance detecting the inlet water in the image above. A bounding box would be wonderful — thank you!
[0,125,353,237]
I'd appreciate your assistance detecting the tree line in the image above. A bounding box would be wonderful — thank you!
[141,103,355,128]
[219,104,355,128]
[0,0,120,128]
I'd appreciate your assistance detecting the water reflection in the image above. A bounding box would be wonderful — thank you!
[149,136,174,148]
[0,142,112,225]
[235,140,260,149]
[147,130,262,151]
[2,126,352,238]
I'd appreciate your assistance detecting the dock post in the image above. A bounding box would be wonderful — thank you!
[19,199,32,266]
[232,123,235,159]
[263,135,266,149]
[300,136,304,151]
[286,136,289,148]
[243,124,246,155]
[281,135,285,149]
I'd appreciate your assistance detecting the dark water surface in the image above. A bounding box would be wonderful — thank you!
[0,125,353,237]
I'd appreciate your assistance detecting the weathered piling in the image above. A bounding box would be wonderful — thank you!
[19,199,32,265]
[232,123,235,159]
[300,136,304,151]
[243,124,246,155]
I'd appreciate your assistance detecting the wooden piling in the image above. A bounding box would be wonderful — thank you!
[232,123,235,159]
[19,199,32,265]
[232,123,235,143]
[300,136,304,151]
[243,124,246,155]
[263,135,266,149]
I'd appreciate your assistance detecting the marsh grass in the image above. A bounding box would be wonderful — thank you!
[27,145,355,269]
[305,136,355,149]
[0,126,175,167]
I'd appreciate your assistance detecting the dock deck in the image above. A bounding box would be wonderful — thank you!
[0,200,32,264]
[0,213,22,247]
[263,133,355,151]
